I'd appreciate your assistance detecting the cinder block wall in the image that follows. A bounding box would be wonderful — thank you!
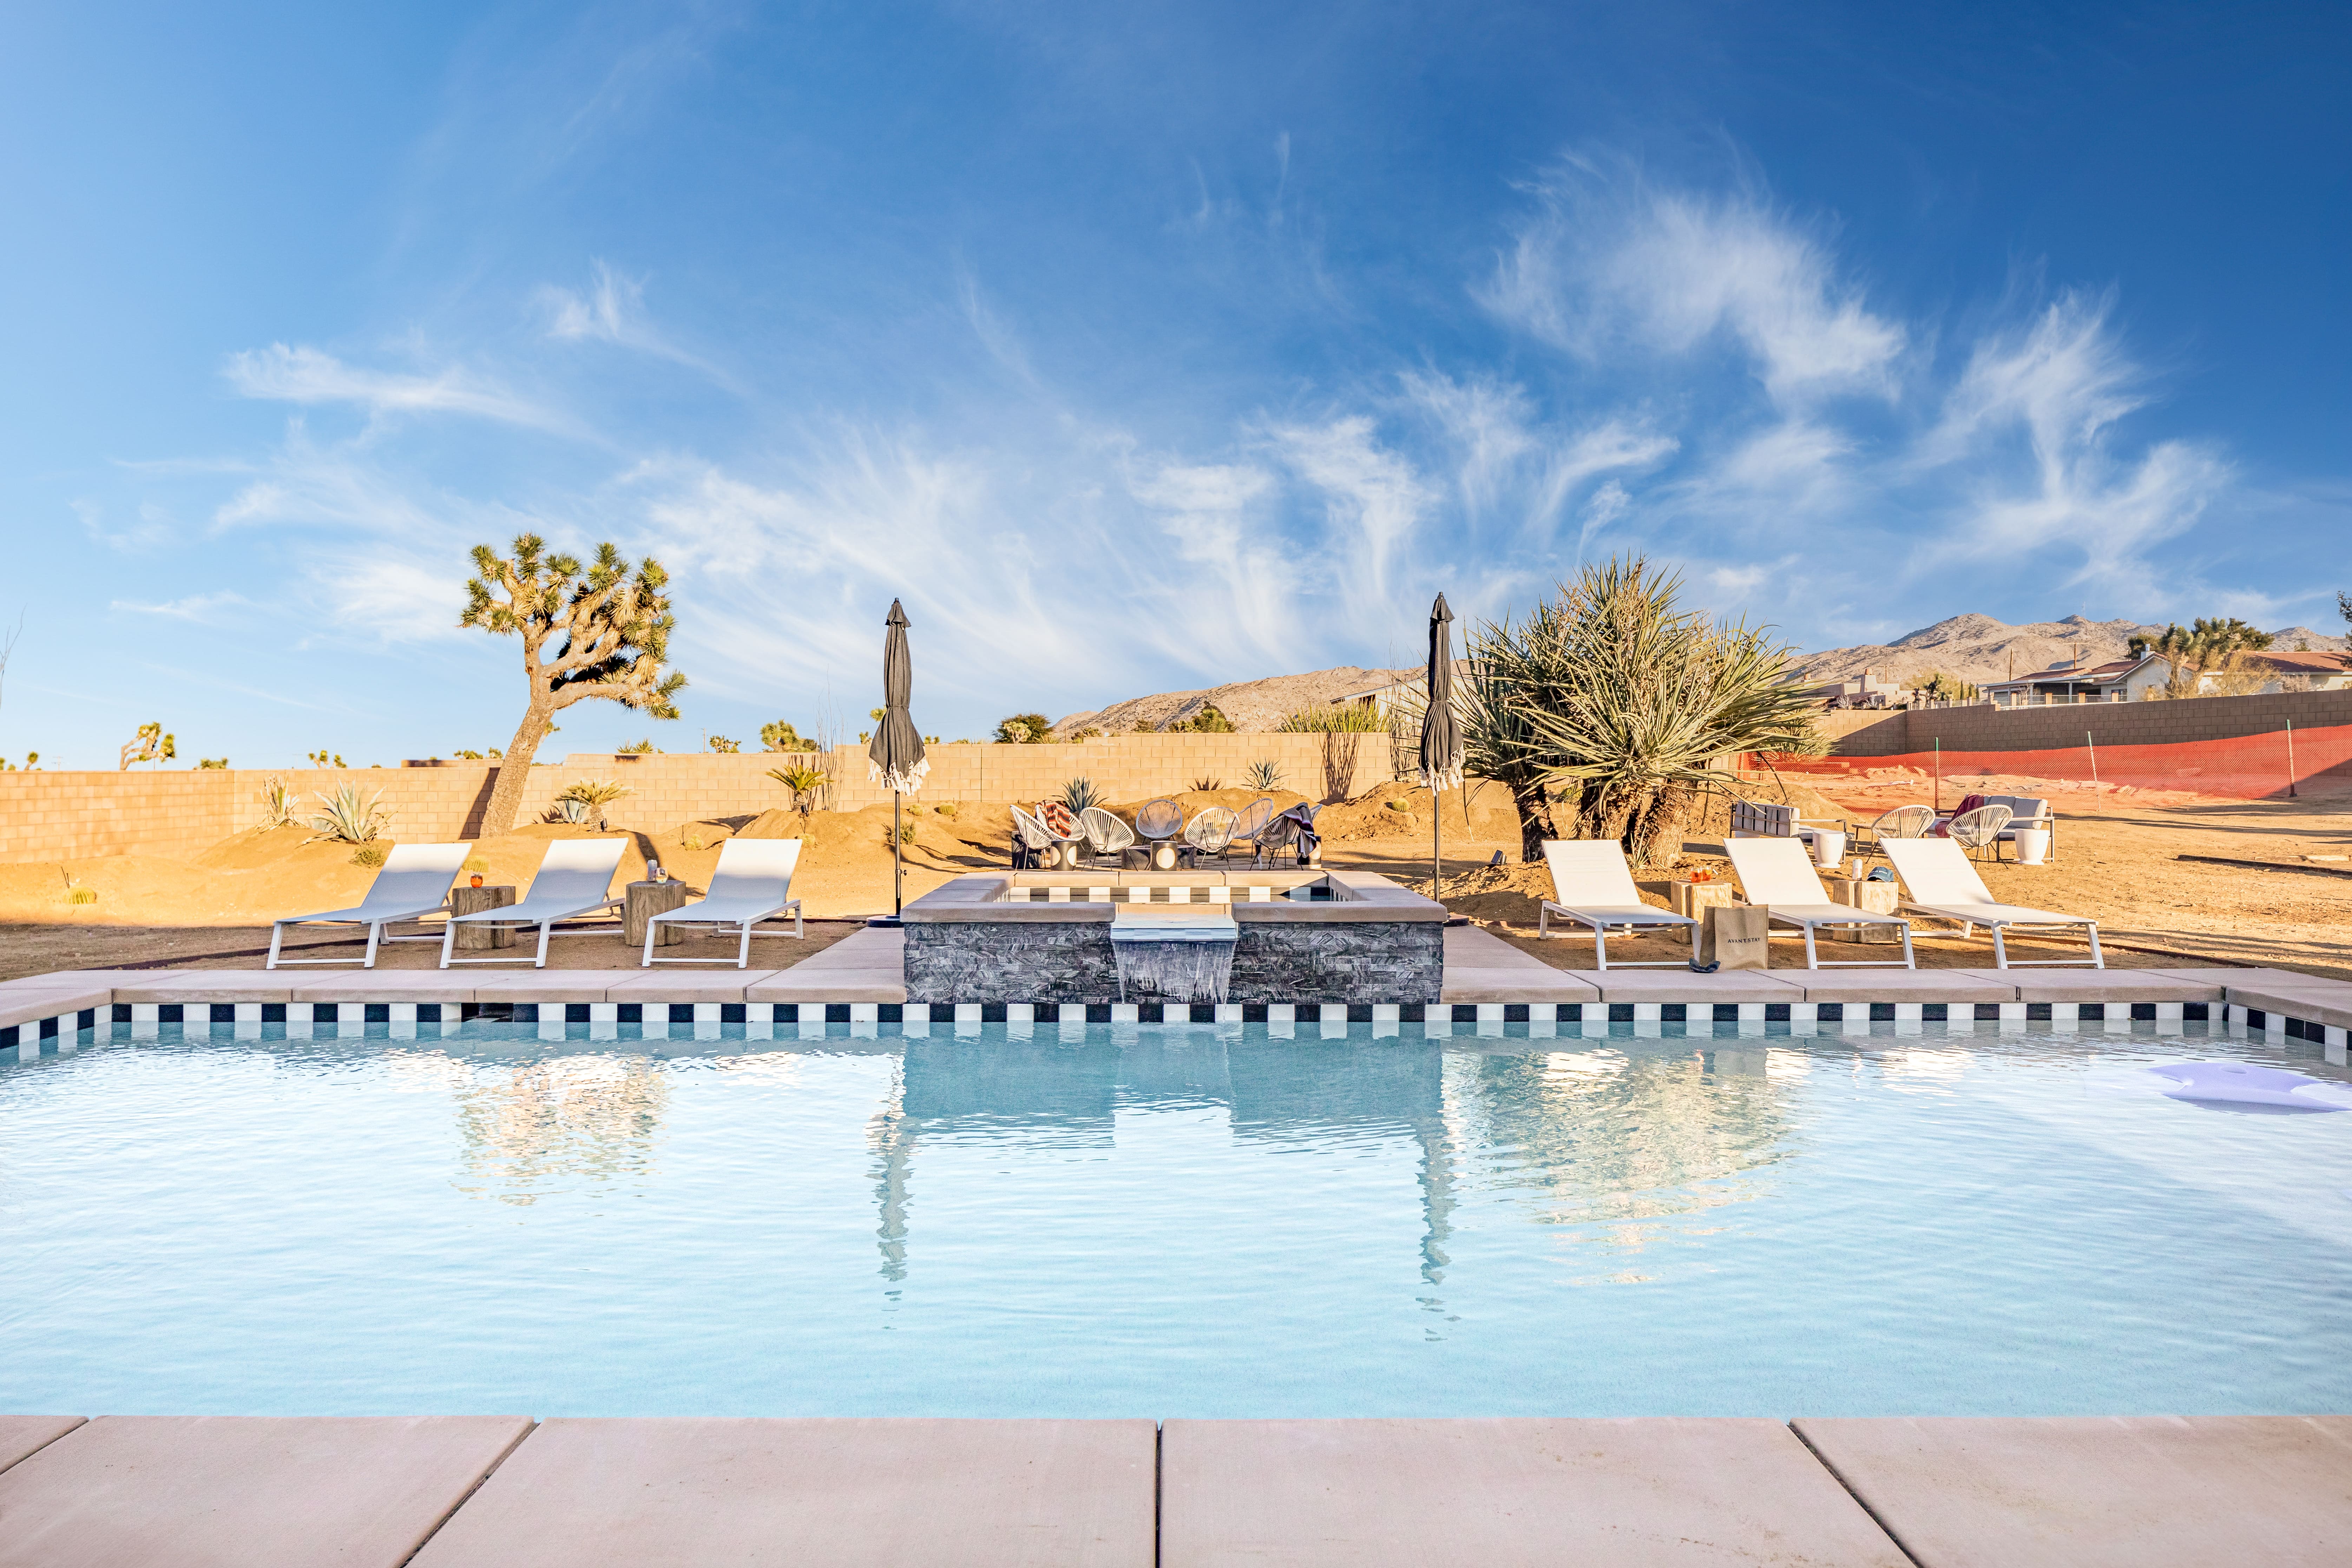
[0,734,1405,863]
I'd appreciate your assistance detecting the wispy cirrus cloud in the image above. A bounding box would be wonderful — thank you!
[534,260,738,388]
[223,343,570,432]
[109,590,257,623]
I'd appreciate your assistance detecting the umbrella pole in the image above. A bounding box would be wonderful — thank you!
[893,790,904,917]
[1432,789,1441,901]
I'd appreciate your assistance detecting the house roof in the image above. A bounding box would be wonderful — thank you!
[2243,649,2352,674]
[1983,656,2148,693]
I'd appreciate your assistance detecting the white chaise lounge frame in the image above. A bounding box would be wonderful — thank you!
[1723,837,1914,969]
[439,838,629,969]
[641,837,805,968]
[1884,837,2104,969]
[265,842,472,969]
[1534,840,1699,970]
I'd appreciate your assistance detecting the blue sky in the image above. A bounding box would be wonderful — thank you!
[3,1,2345,767]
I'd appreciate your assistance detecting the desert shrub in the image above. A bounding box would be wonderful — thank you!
[1244,759,1283,790]
[304,786,391,844]
[548,798,593,824]
[1189,775,1222,792]
[1170,704,1234,733]
[463,855,489,872]
[1278,705,1387,733]
[888,820,917,847]
[306,749,344,768]
[934,801,958,816]
[256,776,296,829]
[197,757,229,769]
[616,738,656,754]
[64,883,96,905]
[1058,777,1104,812]
[708,735,741,753]
[680,832,708,851]
[351,845,387,868]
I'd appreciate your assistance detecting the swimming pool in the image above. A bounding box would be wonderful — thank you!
[6,1020,2351,1418]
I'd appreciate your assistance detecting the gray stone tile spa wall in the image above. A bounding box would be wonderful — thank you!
[903,921,1444,1006]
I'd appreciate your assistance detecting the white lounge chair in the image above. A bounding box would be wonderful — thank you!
[1535,840,1698,969]
[641,837,804,967]
[265,842,472,969]
[1723,837,1914,969]
[439,838,629,969]
[1884,837,2103,969]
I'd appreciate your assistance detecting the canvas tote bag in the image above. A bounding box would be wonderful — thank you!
[1694,903,1770,971]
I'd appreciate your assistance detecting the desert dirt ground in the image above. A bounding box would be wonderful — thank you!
[3,774,2347,981]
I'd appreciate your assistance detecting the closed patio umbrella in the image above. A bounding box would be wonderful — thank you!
[868,599,929,919]
[1418,592,1464,900]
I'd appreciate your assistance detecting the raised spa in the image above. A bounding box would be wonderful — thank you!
[900,870,1446,1006]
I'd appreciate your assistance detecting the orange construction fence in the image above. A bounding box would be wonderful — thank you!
[1773,723,2350,801]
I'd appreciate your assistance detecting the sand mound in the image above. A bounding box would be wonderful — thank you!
[1316,782,1520,842]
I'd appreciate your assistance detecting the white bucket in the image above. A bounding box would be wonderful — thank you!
[2012,828,2049,866]
[1811,829,1846,871]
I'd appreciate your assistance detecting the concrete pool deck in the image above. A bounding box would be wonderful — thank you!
[0,1413,2346,1566]
[7,924,2352,1050]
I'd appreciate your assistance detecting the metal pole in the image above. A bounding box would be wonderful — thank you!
[2086,731,2098,794]
[1432,786,1441,900]
[2287,720,2299,799]
[893,791,904,916]
[1933,739,1941,813]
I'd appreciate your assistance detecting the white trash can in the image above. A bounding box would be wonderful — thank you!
[1810,829,1846,871]
[2012,828,2049,866]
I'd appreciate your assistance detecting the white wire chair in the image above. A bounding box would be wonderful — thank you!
[1183,806,1240,863]
[1009,806,1060,870]
[1853,803,1935,860]
[1078,806,1138,868]
[1944,804,2015,859]
[1228,796,1279,864]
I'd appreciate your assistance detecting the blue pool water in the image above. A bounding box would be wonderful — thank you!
[5,1021,2352,1417]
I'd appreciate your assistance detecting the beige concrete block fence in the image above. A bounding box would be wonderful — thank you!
[0,733,1403,865]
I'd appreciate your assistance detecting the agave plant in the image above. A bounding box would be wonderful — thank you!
[304,786,391,845]
[547,797,594,825]
[1243,759,1283,791]
[1189,775,1223,793]
[1460,556,1823,867]
[1057,776,1104,812]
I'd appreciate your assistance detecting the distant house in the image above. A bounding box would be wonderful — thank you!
[1984,649,2352,706]
[1816,668,1905,709]
[2225,650,2352,693]
[1983,656,2160,707]
[1331,661,1473,718]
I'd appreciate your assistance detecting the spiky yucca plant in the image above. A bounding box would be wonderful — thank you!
[1244,759,1283,790]
[767,763,829,815]
[304,786,391,845]
[1058,777,1104,812]
[1461,557,1824,867]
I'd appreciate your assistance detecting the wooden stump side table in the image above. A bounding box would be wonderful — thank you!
[1668,879,1735,942]
[1822,874,1903,943]
[625,879,690,947]
[449,884,516,950]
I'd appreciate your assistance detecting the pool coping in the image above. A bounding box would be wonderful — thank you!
[3,1413,2347,1567]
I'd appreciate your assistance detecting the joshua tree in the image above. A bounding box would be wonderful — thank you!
[760,720,810,752]
[120,722,176,770]
[708,735,741,753]
[461,534,685,834]
[2132,618,2273,697]
[1460,557,1824,866]
[994,712,1052,743]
